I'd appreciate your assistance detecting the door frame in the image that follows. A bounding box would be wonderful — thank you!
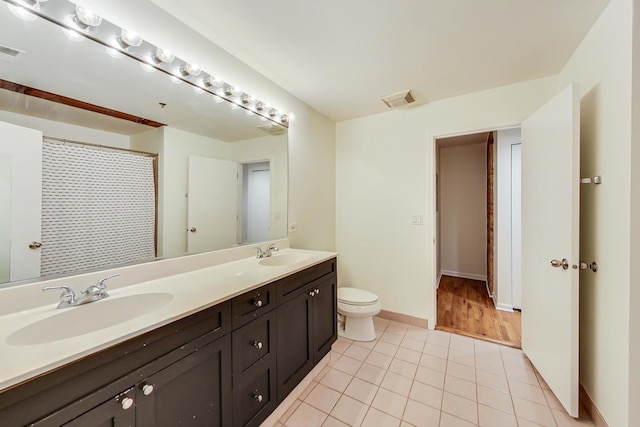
[429,124,521,329]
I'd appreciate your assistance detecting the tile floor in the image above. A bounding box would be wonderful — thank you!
[273,317,594,427]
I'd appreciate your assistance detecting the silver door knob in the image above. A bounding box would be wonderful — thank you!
[309,291,316,297]
[29,241,42,249]
[254,299,263,307]
[121,397,134,410]
[314,288,320,294]
[550,259,569,270]
[190,227,197,233]
[141,384,154,396]
[572,261,598,272]
[253,392,263,402]
[254,341,263,349]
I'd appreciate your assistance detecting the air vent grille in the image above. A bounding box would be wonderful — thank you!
[0,43,23,63]
[381,90,415,108]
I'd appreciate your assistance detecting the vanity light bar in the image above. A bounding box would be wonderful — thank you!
[3,0,294,126]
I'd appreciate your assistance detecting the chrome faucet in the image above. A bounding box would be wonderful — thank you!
[43,274,119,309]
[256,243,279,259]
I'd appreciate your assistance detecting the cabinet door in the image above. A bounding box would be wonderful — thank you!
[62,388,136,427]
[312,275,337,363]
[135,335,232,427]
[276,290,313,401]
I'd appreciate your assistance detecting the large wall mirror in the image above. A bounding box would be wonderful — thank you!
[0,0,288,287]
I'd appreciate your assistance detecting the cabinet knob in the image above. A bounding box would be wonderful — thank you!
[253,341,263,349]
[309,291,316,297]
[314,288,320,294]
[253,392,263,403]
[121,397,134,410]
[253,299,263,307]
[141,383,155,396]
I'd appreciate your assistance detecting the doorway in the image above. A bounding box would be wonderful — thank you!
[240,161,271,244]
[435,130,522,347]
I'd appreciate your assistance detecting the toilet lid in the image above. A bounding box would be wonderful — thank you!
[338,287,379,305]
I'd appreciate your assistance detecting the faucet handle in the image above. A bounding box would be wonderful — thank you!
[256,247,265,258]
[97,274,119,289]
[268,243,278,251]
[43,286,76,308]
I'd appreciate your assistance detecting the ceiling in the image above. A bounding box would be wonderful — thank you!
[148,0,609,122]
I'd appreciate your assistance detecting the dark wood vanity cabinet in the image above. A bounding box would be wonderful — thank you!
[0,257,337,427]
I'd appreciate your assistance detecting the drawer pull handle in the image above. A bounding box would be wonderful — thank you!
[254,300,263,307]
[314,288,320,294]
[121,397,134,410]
[253,392,263,403]
[309,291,316,297]
[253,341,263,349]
[141,384,155,396]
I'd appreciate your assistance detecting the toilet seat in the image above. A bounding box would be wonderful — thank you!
[338,287,378,306]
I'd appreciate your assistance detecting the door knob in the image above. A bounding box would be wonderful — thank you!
[550,259,569,270]
[253,392,263,402]
[572,261,598,272]
[253,299,263,307]
[121,397,134,410]
[29,242,42,249]
[141,383,155,396]
[309,291,316,297]
[189,227,197,233]
[253,341,263,349]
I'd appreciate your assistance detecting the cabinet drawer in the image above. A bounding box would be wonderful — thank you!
[232,310,276,376]
[276,258,336,303]
[233,363,277,427]
[232,283,276,329]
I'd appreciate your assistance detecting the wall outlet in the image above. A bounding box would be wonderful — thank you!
[411,215,424,225]
[288,223,297,233]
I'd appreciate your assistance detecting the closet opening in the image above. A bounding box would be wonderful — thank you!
[434,129,522,347]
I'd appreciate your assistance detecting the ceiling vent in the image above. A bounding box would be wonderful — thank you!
[257,122,287,135]
[381,89,415,109]
[0,43,23,63]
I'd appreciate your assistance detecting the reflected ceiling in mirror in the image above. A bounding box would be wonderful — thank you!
[0,0,289,287]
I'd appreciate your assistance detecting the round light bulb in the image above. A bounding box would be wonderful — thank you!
[180,62,201,76]
[75,5,102,27]
[231,87,243,97]
[119,28,142,47]
[154,47,174,64]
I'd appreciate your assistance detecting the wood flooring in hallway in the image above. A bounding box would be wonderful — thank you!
[436,275,522,348]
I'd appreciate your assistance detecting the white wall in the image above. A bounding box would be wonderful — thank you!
[336,76,558,321]
[77,0,336,253]
[0,155,10,283]
[495,128,521,310]
[557,0,635,425]
[438,142,487,280]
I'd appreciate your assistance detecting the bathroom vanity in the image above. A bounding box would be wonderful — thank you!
[0,250,337,427]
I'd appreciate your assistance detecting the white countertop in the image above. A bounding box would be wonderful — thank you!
[0,248,337,392]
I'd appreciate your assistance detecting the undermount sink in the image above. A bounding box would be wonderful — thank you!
[258,253,311,266]
[7,292,174,346]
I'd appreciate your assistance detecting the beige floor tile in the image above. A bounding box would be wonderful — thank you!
[478,404,518,427]
[516,418,549,427]
[321,416,350,427]
[542,387,564,411]
[299,381,318,401]
[475,369,509,393]
[427,330,451,347]
[333,355,364,376]
[401,336,425,352]
[511,396,556,427]
[502,352,534,372]
[475,356,505,376]
[344,344,372,361]
[381,332,405,345]
[284,401,327,427]
[344,377,379,405]
[409,380,443,410]
[401,422,417,427]
[320,368,354,393]
[381,371,413,397]
[361,407,402,427]
[415,366,445,389]
[404,328,429,342]
[474,346,502,361]
[508,379,546,405]
[551,407,596,426]
[402,399,441,426]
[388,358,418,379]
[476,385,513,414]
[273,422,284,427]
[304,383,342,414]
[449,337,475,354]
[444,375,476,401]
[330,395,369,427]
[446,360,476,381]
[441,392,478,425]
[365,350,394,370]
[352,339,377,350]
[328,351,342,368]
[386,321,410,336]
[371,388,408,419]
[373,317,391,331]
[448,349,476,367]
[374,340,400,357]
[395,347,422,365]
[280,399,302,423]
[423,343,449,360]
[332,337,353,354]
[439,412,476,427]
[355,362,386,386]
[419,353,448,372]
[505,365,540,387]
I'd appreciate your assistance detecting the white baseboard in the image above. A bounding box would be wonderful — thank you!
[441,270,487,282]
[436,273,442,289]
[496,303,514,312]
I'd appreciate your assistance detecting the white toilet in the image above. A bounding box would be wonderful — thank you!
[337,287,381,341]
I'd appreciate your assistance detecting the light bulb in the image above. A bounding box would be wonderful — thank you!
[204,76,224,88]
[241,94,255,105]
[255,101,265,111]
[75,5,102,28]
[231,87,243,97]
[280,114,289,124]
[119,28,142,47]
[154,47,174,64]
[268,108,278,117]
[223,86,233,96]
[180,62,201,77]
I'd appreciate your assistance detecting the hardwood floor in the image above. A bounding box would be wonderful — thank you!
[436,275,522,348]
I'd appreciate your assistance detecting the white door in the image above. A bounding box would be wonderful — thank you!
[0,122,42,282]
[511,143,522,310]
[521,84,580,417]
[187,156,238,253]
[247,167,271,242]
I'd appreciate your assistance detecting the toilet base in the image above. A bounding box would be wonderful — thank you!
[338,315,377,342]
